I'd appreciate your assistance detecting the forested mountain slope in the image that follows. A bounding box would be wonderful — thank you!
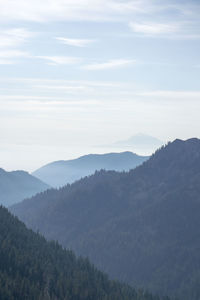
[32,151,148,187]
[11,138,200,299]
[0,168,49,206]
[0,205,171,300]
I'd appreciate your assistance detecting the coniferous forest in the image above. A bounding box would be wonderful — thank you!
[0,1,199,299]
[0,205,172,300]
[11,138,200,299]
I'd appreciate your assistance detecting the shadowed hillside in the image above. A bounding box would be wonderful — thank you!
[0,205,171,300]
[11,138,200,299]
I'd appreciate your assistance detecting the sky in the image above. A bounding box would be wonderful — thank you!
[0,0,200,171]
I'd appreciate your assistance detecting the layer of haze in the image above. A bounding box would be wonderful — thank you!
[0,0,200,171]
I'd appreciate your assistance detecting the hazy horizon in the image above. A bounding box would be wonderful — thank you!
[2,133,164,172]
[1,0,200,170]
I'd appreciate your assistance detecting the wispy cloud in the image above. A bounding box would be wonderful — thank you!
[138,90,200,100]
[0,78,126,91]
[0,0,199,26]
[0,95,99,107]
[0,28,33,63]
[129,21,179,36]
[33,84,93,94]
[129,18,200,39]
[36,56,82,65]
[139,90,200,100]
[0,28,33,48]
[0,50,30,64]
[56,37,96,47]
[83,59,136,70]
[0,0,150,22]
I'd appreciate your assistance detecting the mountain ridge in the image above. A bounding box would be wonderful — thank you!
[11,138,200,299]
[32,151,149,187]
[0,205,170,300]
[0,167,50,206]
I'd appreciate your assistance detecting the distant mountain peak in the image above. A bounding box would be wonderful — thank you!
[112,133,163,150]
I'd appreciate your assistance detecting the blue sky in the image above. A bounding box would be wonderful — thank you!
[0,0,200,170]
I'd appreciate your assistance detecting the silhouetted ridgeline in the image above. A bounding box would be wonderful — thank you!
[11,138,200,299]
[32,151,149,187]
[0,206,171,300]
[0,168,49,206]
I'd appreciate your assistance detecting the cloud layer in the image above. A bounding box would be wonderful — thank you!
[56,37,96,47]
[83,59,136,70]
[0,0,149,22]
[36,56,82,65]
[0,0,200,170]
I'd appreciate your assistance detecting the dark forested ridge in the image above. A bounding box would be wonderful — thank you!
[0,206,170,300]
[11,138,200,299]
[0,168,49,206]
[32,151,149,187]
